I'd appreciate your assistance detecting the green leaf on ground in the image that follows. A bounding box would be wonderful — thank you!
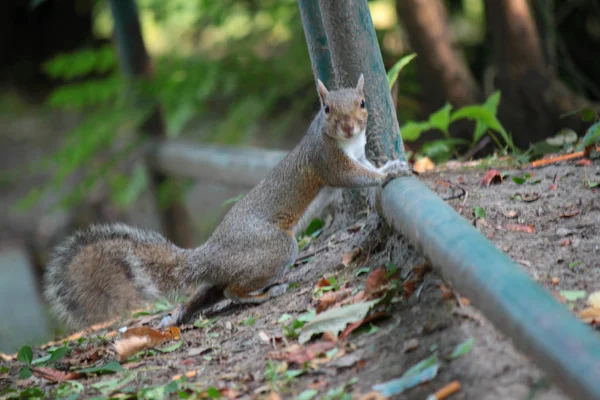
[560,290,586,301]
[17,346,33,365]
[298,299,380,344]
[79,361,124,374]
[450,338,474,359]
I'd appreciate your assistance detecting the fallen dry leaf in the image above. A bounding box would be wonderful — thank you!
[32,367,82,383]
[266,392,283,400]
[560,209,581,218]
[413,157,435,173]
[429,380,461,400]
[258,331,271,343]
[505,224,535,234]
[480,169,503,186]
[359,392,387,400]
[172,370,198,381]
[439,284,454,300]
[551,277,560,286]
[579,307,600,324]
[316,288,355,313]
[460,297,471,306]
[576,159,593,166]
[287,341,336,365]
[341,247,362,267]
[521,192,541,202]
[322,331,338,343]
[560,239,571,247]
[364,267,399,297]
[588,292,600,308]
[339,312,390,340]
[403,338,419,353]
[549,183,558,191]
[502,210,518,219]
[317,277,334,289]
[112,336,151,362]
[219,388,241,399]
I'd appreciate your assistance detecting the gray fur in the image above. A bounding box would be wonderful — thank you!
[44,77,411,329]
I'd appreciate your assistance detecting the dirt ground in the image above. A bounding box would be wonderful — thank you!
[1,155,599,399]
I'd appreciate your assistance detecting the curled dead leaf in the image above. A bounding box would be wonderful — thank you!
[316,288,354,313]
[505,224,535,234]
[521,192,541,202]
[480,169,503,187]
[560,209,581,218]
[502,210,518,219]
[112,336,151,362]
[339,312,390,341]
[414,157,435,173]
[342,247,362,267]
[588,292,600,308]
[172,370,198,381]
[579,307,600,324]
[32,367,82,383]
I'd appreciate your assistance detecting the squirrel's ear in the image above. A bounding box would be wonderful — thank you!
[356,73,365,94]
[317,79,329,104]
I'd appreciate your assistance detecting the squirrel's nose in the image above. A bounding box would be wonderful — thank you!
[343,123,354,135]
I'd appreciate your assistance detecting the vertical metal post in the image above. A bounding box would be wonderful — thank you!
[107,0,194,247]
[297,0,334,88]
[316,0,405,161]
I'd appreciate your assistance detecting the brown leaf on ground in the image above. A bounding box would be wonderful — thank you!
[72,348,103,365]
[439,284,454,300]
[551,277,560,286]
[588,292,600,308]
[505,224,535,234]
[266,392,282,400]
[317,277,333,289]
[269,341,336,365]
[112,336,151,362]
[316,288,355,313]
[32,367,82,383]
[219,388,241,399]
[521,192,541,202]
[359,391,387,400]
[429,380,461,400]
[322,331,338,343]
[339,312,390,341]
[502,210,518,218]
[172,370,198,381]
[342,247,362,267]
[576,159,593,166]
[403,338,419,353]
[414,157,435,173]
[122,326,177,345]
[364,267,399,297]
[560,209,581,218]
[579,307,600,323]
[480,169,503,186]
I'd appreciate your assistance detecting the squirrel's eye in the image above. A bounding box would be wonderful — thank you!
[324,104,330,114]
[360,99,365,109]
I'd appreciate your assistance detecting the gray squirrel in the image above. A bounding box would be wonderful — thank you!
[43,74,410,329]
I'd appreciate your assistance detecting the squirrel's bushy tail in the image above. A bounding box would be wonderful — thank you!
[43,223,188,329]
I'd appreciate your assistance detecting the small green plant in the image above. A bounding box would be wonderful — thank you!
[473,206,486,220]
[242,316,256,326]
[512,173,541,185]
[265,360,306,392]
[281,310,315,339]
[399,92,514,163]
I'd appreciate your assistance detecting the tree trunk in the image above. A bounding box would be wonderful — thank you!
[395,0,482,111]
[485,0,589,149]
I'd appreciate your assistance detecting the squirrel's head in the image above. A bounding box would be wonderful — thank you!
[317,74,367,141]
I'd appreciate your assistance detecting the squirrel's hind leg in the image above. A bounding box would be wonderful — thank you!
[161,283,224,327]
[224,283,289,304]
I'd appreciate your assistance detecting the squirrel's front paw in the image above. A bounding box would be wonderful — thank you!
[381,159,411,177]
